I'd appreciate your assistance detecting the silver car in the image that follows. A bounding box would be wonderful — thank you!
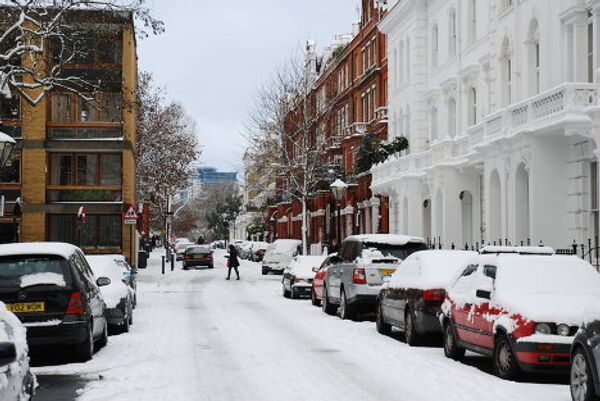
[321,234,427,320]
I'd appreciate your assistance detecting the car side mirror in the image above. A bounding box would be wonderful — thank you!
[475,289,491,300]
[312,266,319,273]
[97,277,111,287]
[0,342,17,367]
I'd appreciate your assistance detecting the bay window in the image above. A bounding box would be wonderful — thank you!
[48,214,122,249]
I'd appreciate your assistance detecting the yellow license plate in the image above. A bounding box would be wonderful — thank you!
[380,269,395,277]
[6,302,45,313]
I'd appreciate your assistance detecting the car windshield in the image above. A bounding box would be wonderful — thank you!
[362,242,427,261]
[0,255,73,288]
[177,243,192,251]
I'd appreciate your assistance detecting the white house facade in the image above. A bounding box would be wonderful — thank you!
[372,0,600,251]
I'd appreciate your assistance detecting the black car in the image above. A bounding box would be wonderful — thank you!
[571,320,600,401]
[0,242,108,362]
[183,246,214,269]
[376,250,476,345]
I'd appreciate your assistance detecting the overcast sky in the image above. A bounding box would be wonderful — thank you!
[138,0,359,175]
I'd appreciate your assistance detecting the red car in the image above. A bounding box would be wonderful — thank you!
[311,254,336,307]
[440,254,600,379]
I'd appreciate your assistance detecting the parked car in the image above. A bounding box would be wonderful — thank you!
[251,242,269,262]
[0,242,108,361]
[239,242,254,260]
[311,254,336,306]
[183,246,214,269]
[570,319,600,401]
[0,301,35,401]
[282,255,327,299]
[175,242,194,261]
[111,254,137,308]
[87,255,134,333]
[262,239,302,275]
[321,234,427,320]
[376,250,476,345]
[440,254,600,379]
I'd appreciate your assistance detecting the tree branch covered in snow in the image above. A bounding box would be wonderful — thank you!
[136,72,200,230]
[0,0,163,104]
[245,48,337,253]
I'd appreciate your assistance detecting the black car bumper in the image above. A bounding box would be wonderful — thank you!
[26,321,89,347]
[105,307,126,326]
[414,310,443,334]
[183,260,213,268]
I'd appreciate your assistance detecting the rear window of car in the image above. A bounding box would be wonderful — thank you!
[361,242,428,261]
[0,255,73,288]
[187,247,210,254]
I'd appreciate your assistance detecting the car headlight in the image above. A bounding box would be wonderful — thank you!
[535,323,552,335]
[557,324,571,336]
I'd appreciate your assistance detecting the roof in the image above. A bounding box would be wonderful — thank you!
[346,234,426,245]
[0,242,81,260]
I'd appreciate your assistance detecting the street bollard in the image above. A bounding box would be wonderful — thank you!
[161,255,165,275]
[171,254,175,271]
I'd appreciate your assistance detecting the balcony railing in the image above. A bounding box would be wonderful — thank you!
[372,82,599,187]
[328,136,342,148]
[375,107,388,124]
[47,126,122,140]
[345,122,368,137]
[47,187,122,202]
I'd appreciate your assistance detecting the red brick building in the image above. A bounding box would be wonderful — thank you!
[267,0,389,249]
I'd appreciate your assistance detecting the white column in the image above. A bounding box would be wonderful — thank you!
[593,6,600,82]
[574,17,588,82]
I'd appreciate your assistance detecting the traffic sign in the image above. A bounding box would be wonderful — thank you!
[124,205,139,225]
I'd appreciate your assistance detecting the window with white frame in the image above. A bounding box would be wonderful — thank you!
[430,106,438,142]
[588,9,594,83]
[469,87,478,126]
[406,38,411,82]
[431,24,439,67]
[469,0,477,44]
[448,97,456,138]
[399,41,405,83]
[449,10,457,58]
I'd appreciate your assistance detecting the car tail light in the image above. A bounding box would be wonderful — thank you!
[184,254,190,260]
[423,289,445,301]
[352,268,366,284]
[66,292,84,315]
[207,253,213,259]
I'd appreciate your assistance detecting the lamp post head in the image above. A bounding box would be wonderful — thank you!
[0,131,15,168]
[330,178,348,202]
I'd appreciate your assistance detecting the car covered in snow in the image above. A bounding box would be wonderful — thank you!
[0,242,108,362]
[87,255,134,333]
[183,245,214,269]
[321,235,427,320]
[376,250,477,345]
[0,301,35,401]
[440,254,600,379]
[282,255,327,299]
[175,242,194,261]
[311,253,336,307]
[250,242,269,262]
[261,239,302,275]
[110,254,137,308]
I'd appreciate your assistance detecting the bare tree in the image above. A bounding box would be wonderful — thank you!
[0,0,163,104]
[245,45,336,255]
[136,72,200,231]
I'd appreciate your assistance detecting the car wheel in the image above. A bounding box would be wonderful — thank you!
[321,285,337,315]
[339,288,355,320]
[128,304,133,326]
[405,309,421,346]
[493,335,520,380]
[376,302,392,336]
[443,321,465,361]
[311,289,321,307]
[74,321,94,362]
[262,267,269,276]
[571,348,600,401]
[134,293,137,309]
[282,285,290,298]
[290,287,298,299]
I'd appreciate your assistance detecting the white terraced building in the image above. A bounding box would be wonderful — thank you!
[372,0,600,251]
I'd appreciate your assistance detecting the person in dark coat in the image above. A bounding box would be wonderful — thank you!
[227,244,240,280]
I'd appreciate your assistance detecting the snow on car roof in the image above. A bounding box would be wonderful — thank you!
[0,242,81,260]
[87,255,127,280]
[347,234,426,245]
[287,255,327,278]
[479,245,555,255]
[389,250,478,290]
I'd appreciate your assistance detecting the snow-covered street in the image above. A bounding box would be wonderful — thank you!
[32,250,572,401]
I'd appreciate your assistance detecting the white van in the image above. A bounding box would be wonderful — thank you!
[261,239,302,275]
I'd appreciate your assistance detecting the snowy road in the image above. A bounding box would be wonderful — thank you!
[33,250,572,401]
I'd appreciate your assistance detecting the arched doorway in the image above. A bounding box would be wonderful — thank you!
[515,163,530,243]
[460,190,473,247]
[489,170,502,243]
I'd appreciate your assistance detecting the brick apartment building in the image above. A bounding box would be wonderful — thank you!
[0,10,139,264]
[267,0,390,248]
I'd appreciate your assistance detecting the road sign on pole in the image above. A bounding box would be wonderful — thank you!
[124,205,139,225]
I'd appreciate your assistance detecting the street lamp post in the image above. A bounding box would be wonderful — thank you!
[330,178,348,249]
